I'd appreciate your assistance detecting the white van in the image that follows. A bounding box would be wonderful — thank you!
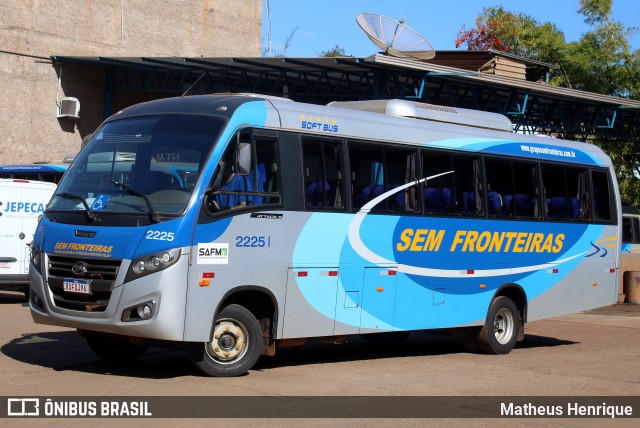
[0,178,57,296]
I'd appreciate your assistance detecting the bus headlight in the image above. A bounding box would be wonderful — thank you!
[29,244,42,274]
[125,248,181,283]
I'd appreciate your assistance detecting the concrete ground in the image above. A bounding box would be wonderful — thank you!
[0,291,639,427]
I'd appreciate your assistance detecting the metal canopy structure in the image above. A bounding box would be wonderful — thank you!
[52,54,640,143]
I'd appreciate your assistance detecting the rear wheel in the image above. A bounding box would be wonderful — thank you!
[187,304,262,377]
[85,333,148,363]
[476,296,520,354]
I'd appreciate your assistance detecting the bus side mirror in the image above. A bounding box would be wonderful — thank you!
[236,142,252,176]
[208,162,225,194]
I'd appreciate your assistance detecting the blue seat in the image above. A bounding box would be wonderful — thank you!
[514,193,536,216]
[501,194,513,215]
[487,191,502,214]
[459,191,478,215]
[424,187,451,212]
[245,163,266,205]
[306,180,332,208]
[548,196,580,219]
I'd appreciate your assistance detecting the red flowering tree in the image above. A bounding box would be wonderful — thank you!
[455,19,508,52]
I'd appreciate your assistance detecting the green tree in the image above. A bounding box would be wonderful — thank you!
[456,7,571,86]
[319,45,348,57]
[457,0,640,207]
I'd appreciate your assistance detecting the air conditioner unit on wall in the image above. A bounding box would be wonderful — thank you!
[57,97,80,119]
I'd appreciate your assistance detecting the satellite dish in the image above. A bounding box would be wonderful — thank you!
[356,13,435,60]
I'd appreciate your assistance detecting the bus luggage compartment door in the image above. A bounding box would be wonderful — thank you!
[360,267,398,333]
[282,268,338,338]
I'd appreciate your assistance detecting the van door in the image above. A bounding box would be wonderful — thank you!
[0,179,56,285]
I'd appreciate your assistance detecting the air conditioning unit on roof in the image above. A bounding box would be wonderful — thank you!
[57,97,80,119]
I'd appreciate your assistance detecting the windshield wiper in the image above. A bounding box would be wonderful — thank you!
[110,178,160,223]
[56,192,99,222]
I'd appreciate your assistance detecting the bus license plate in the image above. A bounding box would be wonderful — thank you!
[63,278,91,294]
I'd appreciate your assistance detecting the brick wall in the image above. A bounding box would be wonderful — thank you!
[0,0,261,163]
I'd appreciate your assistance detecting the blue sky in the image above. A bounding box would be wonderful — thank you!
[261,0,640,57]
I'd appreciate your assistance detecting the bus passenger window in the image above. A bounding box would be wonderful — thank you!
[303,139,343,210]
[592,170,612,222]
[349,144,417,213]
[484,159,513,217]
[623,216,634,242]
[454,156,482,216]
[512,161,539,218]
[422,152,455,214]
[542,165,589,220]
[350,146,384,211]
[386,149,418,213]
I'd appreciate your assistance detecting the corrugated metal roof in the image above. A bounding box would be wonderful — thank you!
[364,54,640,109]
[367,54,640,108]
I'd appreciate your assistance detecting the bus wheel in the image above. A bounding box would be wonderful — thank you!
[85,333,148,363]
[477,296,520,355]
[188,304,262,377]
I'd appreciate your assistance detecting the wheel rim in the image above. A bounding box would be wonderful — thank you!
[205,318,249,364]
[493,307,515,345]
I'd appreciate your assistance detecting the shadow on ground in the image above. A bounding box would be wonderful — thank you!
[2,297,578,379]
[1,330,193,379]
[0,292,28,305]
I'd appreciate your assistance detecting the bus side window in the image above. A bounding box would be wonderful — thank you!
[623,216,634,242]
[484,158,513,217]
[349,144,417,213]
[592,170,612,222]
[512,161,540,218]
[422,151,455,214]
[350,145,384,211]
[453,155,482,216]
[302,139,343,210]
[386,149,418,213]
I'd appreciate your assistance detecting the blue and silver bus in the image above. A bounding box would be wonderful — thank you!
[29,94,620,376]
[621,206,640,302]
[0,163,68,184]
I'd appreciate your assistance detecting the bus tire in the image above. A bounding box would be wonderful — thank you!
[188,304,262,377]
[85,333,148,363]
[477,296,520,355]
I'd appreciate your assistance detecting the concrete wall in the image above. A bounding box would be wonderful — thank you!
[0,0,262,163]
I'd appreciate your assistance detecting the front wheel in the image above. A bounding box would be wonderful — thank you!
[187,304,262,377]
[476,296,520,355]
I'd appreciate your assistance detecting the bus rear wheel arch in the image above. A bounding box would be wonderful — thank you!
[187,303,263,377]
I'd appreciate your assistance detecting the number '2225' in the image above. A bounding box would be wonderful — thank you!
[235,236,271,247]
[145,230,175,241]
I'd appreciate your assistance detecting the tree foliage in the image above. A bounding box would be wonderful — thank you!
[261,26,300,57]
[319,45,348,57]
[457,0,640,208]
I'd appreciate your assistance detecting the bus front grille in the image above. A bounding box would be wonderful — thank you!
[46,255,121,312]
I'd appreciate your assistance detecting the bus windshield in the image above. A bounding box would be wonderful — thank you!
[49,115,224,219]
